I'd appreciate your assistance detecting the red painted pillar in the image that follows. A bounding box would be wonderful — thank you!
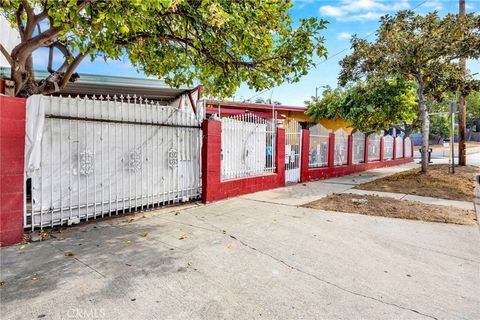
[0,96,26,246]
[300,129,310,183]
[379,137,384,162]
[402,138,406,158]
[410,138,414,159]
[276,127,286,183]
[347,134,353,166]
[392,137,397,160]
[364,134,369,163]
[328,132,335,168]
[201,120,222,203]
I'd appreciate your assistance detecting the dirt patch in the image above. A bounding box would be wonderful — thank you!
[303,193,477,226]
[355,164,479,201]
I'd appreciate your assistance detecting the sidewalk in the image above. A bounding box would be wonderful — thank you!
[241,162,420,206]
[241,161,475,211]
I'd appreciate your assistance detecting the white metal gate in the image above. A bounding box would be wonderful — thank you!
[221,114,276,180]
[24,95,203,230]
[285,119,302,183]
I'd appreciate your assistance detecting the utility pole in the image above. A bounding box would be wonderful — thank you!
[449,102,456,174]
[315,85,327,101]
[458,0,467,165]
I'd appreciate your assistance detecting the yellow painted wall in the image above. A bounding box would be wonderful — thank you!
[284,111,354,135]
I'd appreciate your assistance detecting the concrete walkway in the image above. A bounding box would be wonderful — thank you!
[1,163,479,320]
[241,162,421,206]
[242,160,475,211]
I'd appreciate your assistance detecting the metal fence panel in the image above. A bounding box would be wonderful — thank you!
[285,119,302,183]
[383,135,394,160]
[309,124,330,168]
[405,137,412,157]
[221,114,275,180]
[334,129,348,166]
[352,131,365,164]
[395,136,403,158]
[25,95,203,229]
[368,134,381,161]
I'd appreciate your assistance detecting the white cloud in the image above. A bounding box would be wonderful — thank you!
[337,32,352,40]
[319,0,410,21]
[423,0,443,11]
[320,5,346,17]
[340,12,384,22]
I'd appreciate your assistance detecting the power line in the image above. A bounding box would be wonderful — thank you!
[316,0,428,67]
[244,0,429,102]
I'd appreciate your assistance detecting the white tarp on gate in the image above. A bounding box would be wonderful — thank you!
[25,95,202,228]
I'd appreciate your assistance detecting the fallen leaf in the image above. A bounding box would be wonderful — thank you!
[31,275,39,281]
[19,245,26,250]
[126,240,132,244]
[127,218,134,223]
[142,232,149,237]
[57,237,65,241]
[40,230,51,240]
[0,280,4,286]
[64,251,74,257]
[178,234,187,240]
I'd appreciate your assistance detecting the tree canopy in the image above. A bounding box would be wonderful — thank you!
[0,0,327,97]
[338,10,480,171]
[306,79,417,133]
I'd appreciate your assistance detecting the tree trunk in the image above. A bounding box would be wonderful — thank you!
[418,81,429,172]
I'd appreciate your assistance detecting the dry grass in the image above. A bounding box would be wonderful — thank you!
[355,164,479,201]
[304,193,477,226]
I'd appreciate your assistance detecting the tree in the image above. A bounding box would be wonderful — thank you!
[0,0,327,97]
[339,11,480,172]
[254,97,281,105]
[466,91,480,131]
[306,79,417,133]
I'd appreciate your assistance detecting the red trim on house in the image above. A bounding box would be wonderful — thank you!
[205,99,306,113]
[0,96,26,247]
[201,120,285,203]
[205,107,285,119]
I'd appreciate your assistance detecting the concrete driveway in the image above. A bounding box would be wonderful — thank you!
[1,165,479,320]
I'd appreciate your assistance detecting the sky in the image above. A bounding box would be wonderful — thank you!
[29,0,480,106]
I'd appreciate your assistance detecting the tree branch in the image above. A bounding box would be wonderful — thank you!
[59,52,88,89]
[22,0,36,39]
[0,44,13,66]
[15,3,25,40]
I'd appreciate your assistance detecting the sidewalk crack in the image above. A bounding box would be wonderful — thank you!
[192,215,439,320]
[49,243,106,278]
